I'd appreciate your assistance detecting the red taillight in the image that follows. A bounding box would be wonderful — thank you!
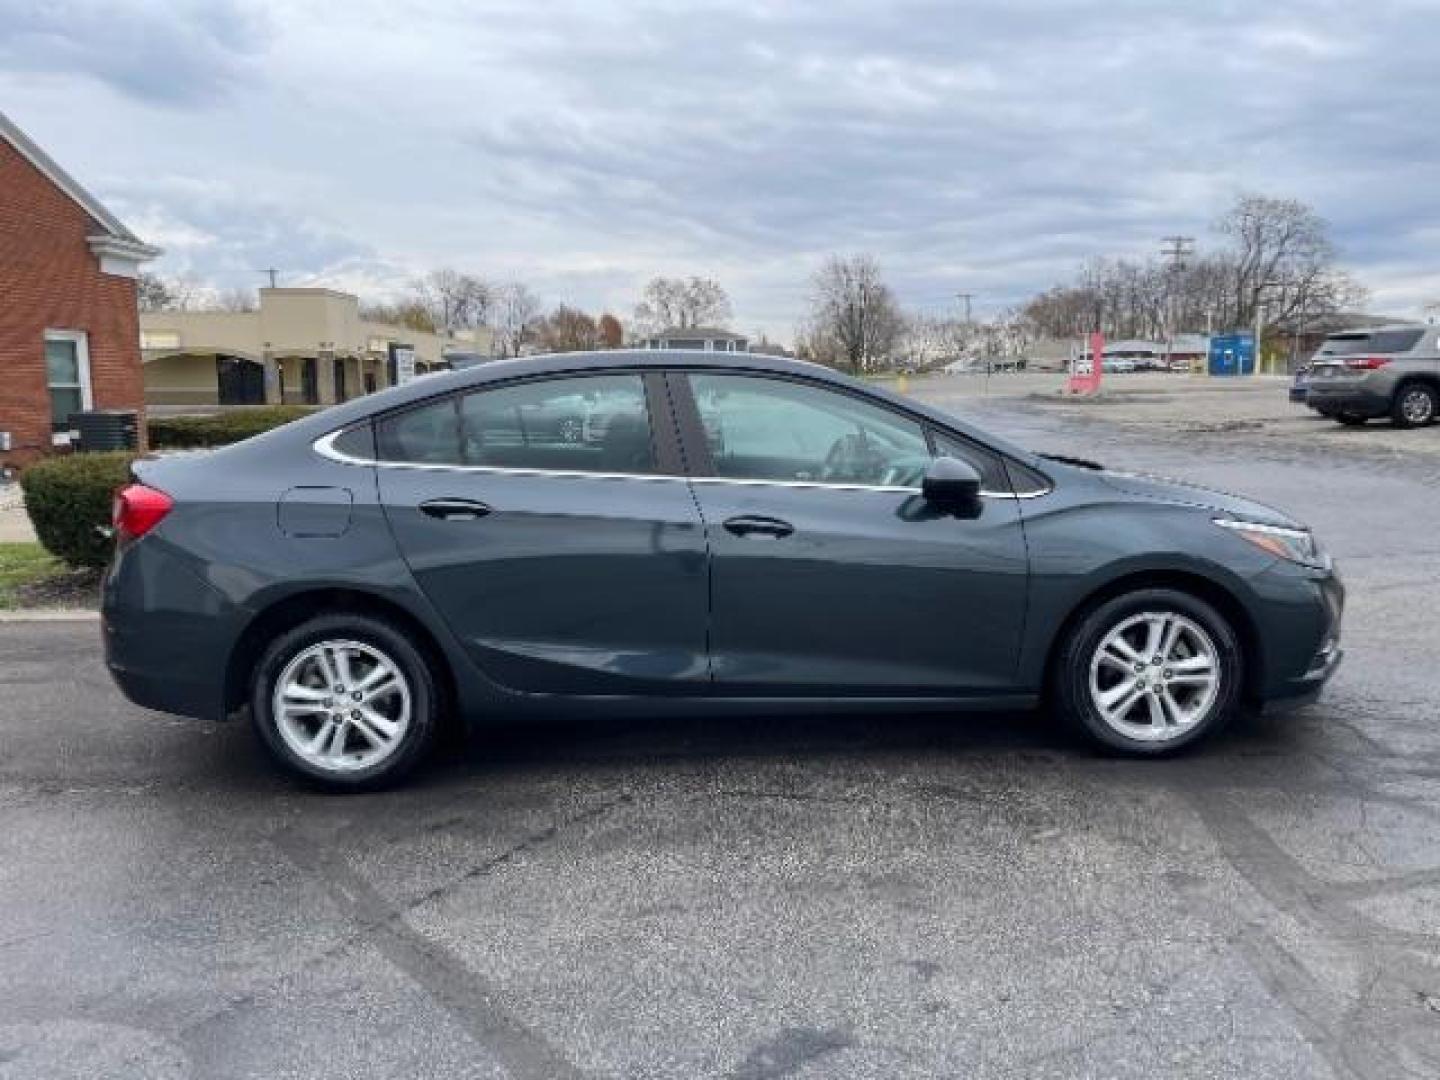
[1343,355,1391,370]
[112,483,173,542]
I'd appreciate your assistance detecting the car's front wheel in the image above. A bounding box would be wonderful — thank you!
[1055,589,1242,754]
[251,613,441,790]
[1392,383,1438,429]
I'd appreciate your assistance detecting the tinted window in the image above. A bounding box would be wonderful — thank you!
[690,373,930,486]
[377,374,657,474]
[932,431,1011,492]
[1319,329,1425,355]
[330,422,375,461]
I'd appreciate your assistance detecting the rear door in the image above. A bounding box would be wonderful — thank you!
[374,371,709,695]
[671,370,1031,695]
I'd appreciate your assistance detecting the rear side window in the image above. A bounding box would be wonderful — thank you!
[1319,329,1425,355]
[376,374,657,475]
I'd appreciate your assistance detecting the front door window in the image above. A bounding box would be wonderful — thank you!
[689,373,930,487]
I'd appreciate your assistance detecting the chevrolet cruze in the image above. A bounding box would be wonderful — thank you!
[103,351,1343,789]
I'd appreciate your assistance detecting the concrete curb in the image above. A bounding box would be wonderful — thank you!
[0,609,100,623]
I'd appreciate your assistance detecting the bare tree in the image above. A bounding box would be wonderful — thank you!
[360,298,437,333]
[211,286,257,313]
[492,282,542,357]
[597,312,624,349]
[633,276,732,333]
[136,272,202,312]
[412,269,493,332]
[804,254,904,373]
[900,313,975,369]
[1217,194,1364,326]
[536,304,600,353]
[1020,194,1367,341]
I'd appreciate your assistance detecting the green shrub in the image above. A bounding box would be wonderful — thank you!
[148,405,314,449]
[20,452,137,568]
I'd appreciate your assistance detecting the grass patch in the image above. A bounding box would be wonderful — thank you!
[0,542,67,609]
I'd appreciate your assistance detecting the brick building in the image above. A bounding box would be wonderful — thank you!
[0,109,158,468]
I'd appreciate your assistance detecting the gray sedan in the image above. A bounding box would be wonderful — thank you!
[102,351,1344,789]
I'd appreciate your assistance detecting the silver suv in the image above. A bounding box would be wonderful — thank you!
[1305,325,1440,428]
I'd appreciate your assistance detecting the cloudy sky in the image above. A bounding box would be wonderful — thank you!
[4,0,1437,341]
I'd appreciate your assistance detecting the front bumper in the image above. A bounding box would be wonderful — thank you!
[1253,565,1345,710]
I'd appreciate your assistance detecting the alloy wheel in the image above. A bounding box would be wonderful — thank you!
[272,639,412,772]
[1400,387,1435,425]
[1088,612,1221,743]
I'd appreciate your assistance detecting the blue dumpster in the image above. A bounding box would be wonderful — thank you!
[1208,333,1255,376]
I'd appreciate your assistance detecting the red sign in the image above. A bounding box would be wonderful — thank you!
[1066,332,1104,395]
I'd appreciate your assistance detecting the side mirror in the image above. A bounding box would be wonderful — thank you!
[922,455,982,505]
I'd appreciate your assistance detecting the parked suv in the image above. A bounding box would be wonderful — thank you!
[1305,326,1440,427]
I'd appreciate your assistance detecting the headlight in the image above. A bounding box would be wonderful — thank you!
[1214,518,1328,568]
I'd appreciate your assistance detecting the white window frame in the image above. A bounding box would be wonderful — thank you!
[44,329,93,445]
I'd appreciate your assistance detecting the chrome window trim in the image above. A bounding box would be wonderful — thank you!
[312,428,1049,499]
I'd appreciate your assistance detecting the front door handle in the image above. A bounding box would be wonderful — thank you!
[722,514,794,539]
[420,497,492,521]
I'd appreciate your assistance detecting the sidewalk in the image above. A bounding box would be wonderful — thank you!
[0,484,37,543]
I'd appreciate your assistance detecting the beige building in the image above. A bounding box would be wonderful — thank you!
[139,287,493,411]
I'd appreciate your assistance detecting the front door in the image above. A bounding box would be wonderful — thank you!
[375,371,708,695]
[675,371,1030,694]
[300,358,319,405]
[216,356,265,405]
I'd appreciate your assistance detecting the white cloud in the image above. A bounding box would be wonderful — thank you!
[3,0,1437,340]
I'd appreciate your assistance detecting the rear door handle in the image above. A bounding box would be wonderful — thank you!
[420,497,492,521]
[722,514,794,539]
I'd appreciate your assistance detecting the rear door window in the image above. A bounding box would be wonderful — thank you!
[376,374,658,475]
[1318,329,1425,355]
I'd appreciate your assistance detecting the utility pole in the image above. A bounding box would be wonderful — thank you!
[1159,237,1195,369]
[265,268,278,289]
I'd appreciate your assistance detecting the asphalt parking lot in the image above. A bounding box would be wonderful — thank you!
[3,384,1440,1079]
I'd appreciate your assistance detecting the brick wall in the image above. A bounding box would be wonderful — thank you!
[0,137,145,470]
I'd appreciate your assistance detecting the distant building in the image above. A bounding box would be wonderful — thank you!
[0,109,159,466]
[640,328,748,352]
[139,289,491,411]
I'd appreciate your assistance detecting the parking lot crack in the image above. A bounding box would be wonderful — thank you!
[267,807,623,1080]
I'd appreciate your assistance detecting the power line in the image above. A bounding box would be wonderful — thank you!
[1159,236,1195,273]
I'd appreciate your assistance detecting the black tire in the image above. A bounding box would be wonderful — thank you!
[1053,588,1243,755]
[1335,413,1369,427]
[1391,382,1438,429]
[251,613,441,790]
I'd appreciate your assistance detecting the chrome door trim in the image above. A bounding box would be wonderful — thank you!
[312,428,1050,499]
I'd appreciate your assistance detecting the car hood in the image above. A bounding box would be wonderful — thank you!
[1098,471,1302,529]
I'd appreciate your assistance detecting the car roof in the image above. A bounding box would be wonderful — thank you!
[1324,325,1428,338]
[238,348,1043,468]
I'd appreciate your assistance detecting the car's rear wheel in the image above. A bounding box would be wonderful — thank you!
[1055,588,1242,754]
[1392,383,1438,429]
[251,613,440,790]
